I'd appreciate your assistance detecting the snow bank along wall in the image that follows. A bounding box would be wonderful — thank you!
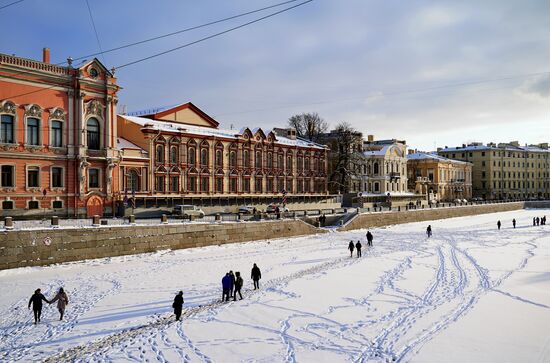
[0,220,325,270]
[339,202,525,231]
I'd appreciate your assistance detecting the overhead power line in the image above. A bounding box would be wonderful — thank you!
[115,0,314,69]
[84,0,107,64]
[72,0,304,63]
[0,0,25,11]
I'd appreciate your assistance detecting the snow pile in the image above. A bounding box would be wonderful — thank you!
[0,210,549,362]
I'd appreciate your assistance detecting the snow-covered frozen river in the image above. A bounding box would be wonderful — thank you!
[1,209,549,362]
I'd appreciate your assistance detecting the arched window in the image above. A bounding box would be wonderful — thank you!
[200,148,209,166]
[87,118,100,149]
[255,151,262,168]
[373,162,379,175]
[1,115,14,144]
[156,145,165,163]
[243,150,250,167]
[267,153,273,168]
[304,157,310,171]
[287,155,293,172]
[229,151,237,168]
[27,117,40,146]
[278,154,284,169]
[127,170,139,192]
[188,147,196,165]
[215,150,223,167]
[170,146,178,164]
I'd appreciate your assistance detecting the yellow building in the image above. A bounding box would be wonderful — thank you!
[407,151,472,202]
[438,141,550,200]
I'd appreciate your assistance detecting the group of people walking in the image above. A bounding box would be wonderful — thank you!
[348,231,374,258]
[497,216,546,230]
[221,270,244,302]
[28,287,69,324]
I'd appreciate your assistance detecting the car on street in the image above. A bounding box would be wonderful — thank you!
[239,206,256,214]
[266,204,289,213]
[172,205,205,218]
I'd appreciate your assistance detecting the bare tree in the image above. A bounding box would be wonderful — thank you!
[324,122,364,193]
[287,112,328,142]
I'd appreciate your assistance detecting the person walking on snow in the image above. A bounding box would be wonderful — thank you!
[348,240,355,257]
[234,272,243,301]
[497,220,501,230]
[366,231,373,247]
[172,291,184,321]
[49,287,69,321]
[533,217,536,226]
[355,240,362,257]
[536,217,540,226]
[251,263,262,290]
[28,289,49,324]
[229,270,236,298]
[512,219,516,228]
[222,273,232,301]
[426,225,432,238]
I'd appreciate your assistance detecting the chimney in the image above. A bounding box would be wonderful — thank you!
[408,149,415,155]
[367,134,374,142]
[42,47,50,63]
[287,128,296,140]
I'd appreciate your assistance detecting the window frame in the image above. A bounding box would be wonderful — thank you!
[50,166,64,188]
[26,117,40,146]
[50,119,63,148]
[1,164,15,187]
[0,114,15,144]
[86,117,101,150]
[88,168,100,189]
[26,165,40,188]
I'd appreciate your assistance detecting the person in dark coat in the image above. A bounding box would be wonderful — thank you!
[234,271,243,301]
[512,219,516,228]
[536,217,540,226]
[426,225,432,238]
[222,273,232,301]
[172,291,184,321]
[28,289,49,324]
[251,263,261,290]
[348,240,355,257]
[275,206,281,220]
[355,240,362,257]
[229,271,236,297]
[366,231,373,247]
[497,220,501,230]
[533,217,536,226]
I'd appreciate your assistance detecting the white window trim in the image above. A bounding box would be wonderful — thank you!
[49,119,65,148]
[50,165,65,189]
[85,116,104,150]
[0,163,16,188]
[24,116,42,147]
[25,164,41,189]
[1,198,15,210]
[0,111,17,145]
[88,167,101,189]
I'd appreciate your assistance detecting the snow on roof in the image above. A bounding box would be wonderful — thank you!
[439,144,550,153]
[117,137,145,151]
[126,103,184,117]
[363,144,392,156]
[438,145,495,152]
[119,115,327,150]
[407,152,472,164]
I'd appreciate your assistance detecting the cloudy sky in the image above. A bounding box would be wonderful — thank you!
[2,0,550,150]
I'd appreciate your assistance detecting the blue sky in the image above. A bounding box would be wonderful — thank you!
[2,0,550,150]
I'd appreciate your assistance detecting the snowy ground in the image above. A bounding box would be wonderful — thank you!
[1,209,549,362]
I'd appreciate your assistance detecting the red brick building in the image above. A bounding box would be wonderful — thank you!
[0,50,120,218]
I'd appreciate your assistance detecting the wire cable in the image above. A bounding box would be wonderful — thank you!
[115,0,314,69]
[84,0,106,64]
[0,0,25,11]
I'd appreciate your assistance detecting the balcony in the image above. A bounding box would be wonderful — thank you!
[389,172,401,180]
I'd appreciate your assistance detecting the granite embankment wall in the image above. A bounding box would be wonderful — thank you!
[339,202,525,231]
[0,220,325,271]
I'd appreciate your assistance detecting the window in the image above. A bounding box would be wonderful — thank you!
[52,200,62,209]
[189,176,197,192]
[2,200,14,209]
[127,170,139,192]
[255,151,263,168]
[156,145,165,163]
[255,177,262,192]
[27,166,40,187]
[1,115,14,143]
[215,150,223,167]
[267,153,273,168]
[188,147,196,165]
[267,178,274,192]
[200,149,209,166]
[170,146,178,164]
[201,177,209,192]
[243,150,250,167]
[155,175,165,192]
[229,151,237,168]
[373,163,379,175]
[1,165,14,187]
[87,118,100,150]
[215,178,223,193]
[51,167,63,188]
[243,178,250,192]
[28,200,39,209]
[278,154,284,169]
[287,156,293,172]
[170,176,179,192]
[89,168,100,188]
[374,182,380,192]
[27,117,40,145]
[304,158,310,171]
[51,120,63,147]
[230,178,237,193]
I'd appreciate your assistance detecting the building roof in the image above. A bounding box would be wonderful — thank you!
[117,137,144,151]
[127,102,220,128]
[439,143,550,153]
[118,115,327,150]
[407,152,472,165]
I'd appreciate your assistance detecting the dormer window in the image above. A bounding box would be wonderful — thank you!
[89,67,99,78]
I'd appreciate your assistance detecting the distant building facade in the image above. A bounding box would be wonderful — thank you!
[438,141,550,200]
[0,50,120,218]
[407,151,472,202]
[117,103,329,207]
